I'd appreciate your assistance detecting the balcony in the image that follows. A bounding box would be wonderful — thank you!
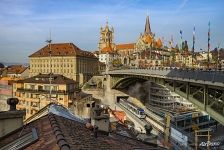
[17,88,73,94]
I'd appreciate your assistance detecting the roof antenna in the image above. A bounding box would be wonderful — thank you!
[45,29,53,103]
[46,29,52,44]
[106,16,108,26]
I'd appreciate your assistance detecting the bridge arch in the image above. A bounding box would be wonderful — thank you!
[112,77,148,89]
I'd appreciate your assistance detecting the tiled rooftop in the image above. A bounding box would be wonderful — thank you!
[29,43,97,59]
[2,65,28,75]
[100,46,115,54]
[116,43,135,50]
[16,74,77,84]
[0,104,166,150]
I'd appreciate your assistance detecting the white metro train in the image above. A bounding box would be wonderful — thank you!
[119,98,146,119]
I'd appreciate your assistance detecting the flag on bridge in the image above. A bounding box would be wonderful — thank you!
[180,30,183,51]
[192,26,195,53]
[207,21,211,67]
[208,21,211,51]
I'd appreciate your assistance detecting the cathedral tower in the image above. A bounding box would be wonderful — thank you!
[98,21,115,51]
[144,15,152,35]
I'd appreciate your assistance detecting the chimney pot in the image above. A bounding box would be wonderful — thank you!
[93,126,98,138]
[7,98,19,111]
[94,105,103,116]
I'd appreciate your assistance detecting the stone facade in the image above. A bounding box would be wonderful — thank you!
[13,74,78,119]
[73,92,95,119]
[98,21,115,51]
[29,43,98,85]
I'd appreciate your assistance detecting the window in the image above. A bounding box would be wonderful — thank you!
[52,86,57,91]
[26,93,29,98]
[30,85,35,90]
[44,85,50,91]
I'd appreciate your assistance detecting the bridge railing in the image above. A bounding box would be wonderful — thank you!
[107,68,224,84]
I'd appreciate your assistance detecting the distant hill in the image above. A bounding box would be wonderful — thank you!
[0,62,29,67]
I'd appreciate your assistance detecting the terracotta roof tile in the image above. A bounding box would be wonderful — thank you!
[100,46,115,54]
[143,35,153,44]
[156,38,163,48]
[116,43,135,50]
[29,43,97,59]
[0,104,165,150]
[6,65,28,75]
[16,73,78,84]
[52,114,164,150]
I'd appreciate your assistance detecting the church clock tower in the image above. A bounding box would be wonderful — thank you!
[98,21,115,51]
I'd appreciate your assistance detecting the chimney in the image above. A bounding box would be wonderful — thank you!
[145,124,152,135]
[93,126,98,138]
[7,98,19,111]
[94,105,103,116]
[0,98,25,138]
[90,105,110,134]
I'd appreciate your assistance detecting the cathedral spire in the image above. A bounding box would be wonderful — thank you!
[144,15,151,35]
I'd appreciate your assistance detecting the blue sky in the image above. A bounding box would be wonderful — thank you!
[0,0,223,63]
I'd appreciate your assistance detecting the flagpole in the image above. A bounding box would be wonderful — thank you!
[192,26,195,68]
[180,30,183,68]
[217,43,220,70]
[46,30,52,103]
[207,21,210,69]
[180,30,183,51]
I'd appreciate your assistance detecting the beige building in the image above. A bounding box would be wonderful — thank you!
[29,43,98,85]
[13,74,78,119]
[73,92,95,119]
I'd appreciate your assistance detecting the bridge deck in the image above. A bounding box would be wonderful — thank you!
[108,69,224,87]
[107,69,224,125]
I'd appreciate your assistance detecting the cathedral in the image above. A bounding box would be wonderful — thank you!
[97,16,193,68]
